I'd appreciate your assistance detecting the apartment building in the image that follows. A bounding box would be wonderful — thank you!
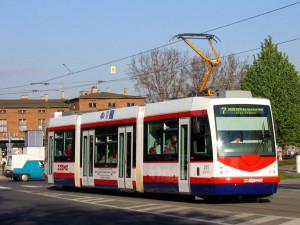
[68,86,145,111]
[0,87,145,152]
[0,94,69,151]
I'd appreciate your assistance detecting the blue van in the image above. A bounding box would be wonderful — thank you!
[4,155,45,181]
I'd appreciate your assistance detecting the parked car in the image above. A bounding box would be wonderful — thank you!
[4,154,44,181]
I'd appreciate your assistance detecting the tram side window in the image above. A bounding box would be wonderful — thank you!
[145,120,178,161]
[147,122,162,155]
[95,126,118,167]
[191,116,212,161]
[54,130,75,161]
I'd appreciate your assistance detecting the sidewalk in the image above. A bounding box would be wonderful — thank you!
[278,165,300,175]
[278,165,300,184]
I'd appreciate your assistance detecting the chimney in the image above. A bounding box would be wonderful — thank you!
[40,96,44,100]
[80,91,89,96]
[124,88,128,96]
[44,94,48,101]
[91,86,98,94]
[21,94,28,99]
[61,91,65,99]
[106,87,111,93]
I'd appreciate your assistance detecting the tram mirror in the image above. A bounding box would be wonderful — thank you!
[163,123,170,130]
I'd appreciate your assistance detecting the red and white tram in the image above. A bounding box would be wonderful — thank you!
[46,91,280,198]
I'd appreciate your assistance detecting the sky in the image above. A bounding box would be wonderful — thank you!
[0,0,299,100]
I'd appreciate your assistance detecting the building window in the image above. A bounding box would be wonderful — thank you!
[0,110,7,114]
[89,103,97,108]
[38,119,46,132]
[127,103,135,107]
[0,119,7,132]
[19,119,27,131]
[108,103,116,108]
[57,110,65,112]
[38,110,46,114]
[18,110,27,114]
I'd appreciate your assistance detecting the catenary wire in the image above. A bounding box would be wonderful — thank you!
[1,2,299,93]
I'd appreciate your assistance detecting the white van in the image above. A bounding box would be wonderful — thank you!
[4,154,44,181]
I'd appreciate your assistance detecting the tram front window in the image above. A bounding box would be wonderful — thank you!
[214,105,275,157]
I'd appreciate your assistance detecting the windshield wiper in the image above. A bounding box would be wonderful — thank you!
[254,122,269,154]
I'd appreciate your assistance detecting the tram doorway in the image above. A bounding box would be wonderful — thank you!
[117,126,133,189]
[82,130,95,187]
[47,132,54,183]
[178,118,191,193]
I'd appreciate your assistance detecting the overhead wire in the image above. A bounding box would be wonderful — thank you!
[40,1,300,83]
[1,2,299,95]
[1,36,299,97]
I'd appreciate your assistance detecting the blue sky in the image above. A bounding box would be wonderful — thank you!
[1,0,299,99]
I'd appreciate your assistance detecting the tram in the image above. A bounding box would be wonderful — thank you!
[46,90,279,198]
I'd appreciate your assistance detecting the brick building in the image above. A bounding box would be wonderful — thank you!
[68,86,145,111]
[0,87,145,152]
[0,94,69,152]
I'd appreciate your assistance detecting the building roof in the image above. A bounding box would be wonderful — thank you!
[0,99,69,109]
[68,92,145,102]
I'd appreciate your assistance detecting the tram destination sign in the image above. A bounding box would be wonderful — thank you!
[220,106,264,115]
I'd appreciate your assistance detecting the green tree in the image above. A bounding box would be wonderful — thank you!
[241,36,300,146]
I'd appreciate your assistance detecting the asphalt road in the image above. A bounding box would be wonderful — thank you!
[0,178,300,225]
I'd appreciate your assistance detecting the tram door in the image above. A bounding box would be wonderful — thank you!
[117,126,133,189]
[82,130,95,187]
[47,131,54,183]
[178,118,191,193]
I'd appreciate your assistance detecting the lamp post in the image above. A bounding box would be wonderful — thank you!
[62,64,72,74]
[30,82,49,85]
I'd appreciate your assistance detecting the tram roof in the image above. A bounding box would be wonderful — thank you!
[48,91,271,129]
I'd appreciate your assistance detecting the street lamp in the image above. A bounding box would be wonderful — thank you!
[31,82,49,85]
[62,64,72,74]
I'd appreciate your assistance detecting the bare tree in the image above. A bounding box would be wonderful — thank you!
[213,54,248,90]
[185,51,211,93]
[186,53,248,92]
[128,48,248,102]
[127,48,189,102]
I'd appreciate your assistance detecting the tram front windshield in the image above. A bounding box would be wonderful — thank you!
[214,105,276,157]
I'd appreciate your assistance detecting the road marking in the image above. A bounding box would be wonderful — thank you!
[16,190,33,193]
[138,204,174,212]
[21,185,43,188]
[205,212,252,224]
[126,203,155,209]
[94,199,115,203]
[0,186,12,190]
[10,189,300,225]
[159,206,190,213]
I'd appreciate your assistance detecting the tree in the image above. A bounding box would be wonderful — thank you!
[127,48,189,102]
[213,54,248,90]
[186,53,248,92]
[241,36,300,146]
